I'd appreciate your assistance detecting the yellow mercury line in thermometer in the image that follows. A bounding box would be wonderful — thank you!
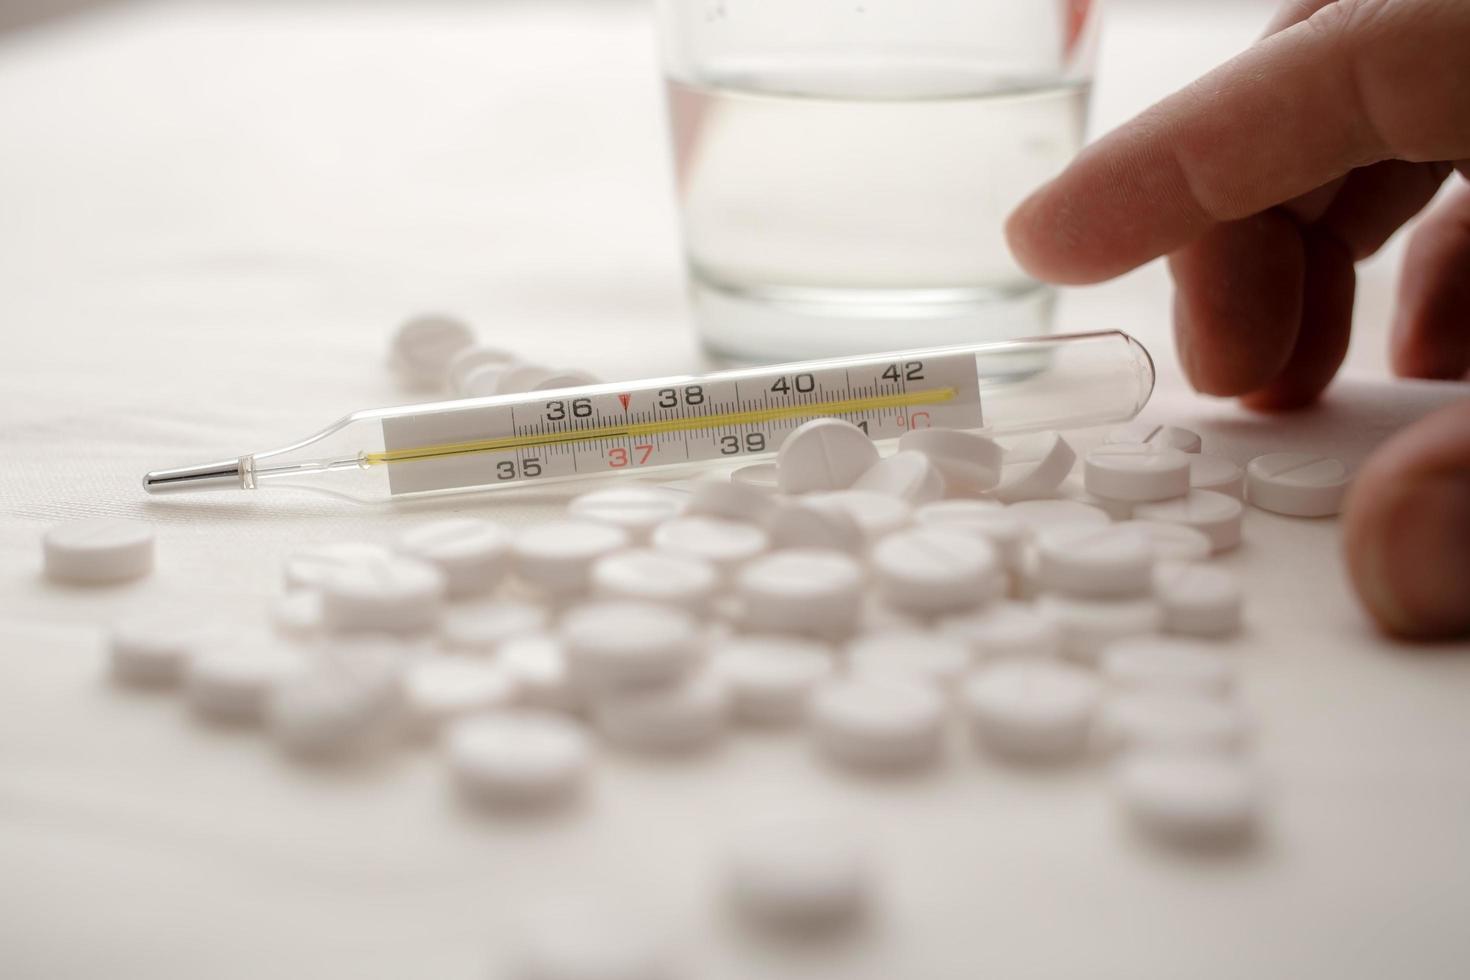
[363,387,957,466]
[141,331,1155,503]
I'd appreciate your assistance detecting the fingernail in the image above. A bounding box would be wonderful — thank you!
[1355,474,1470,639]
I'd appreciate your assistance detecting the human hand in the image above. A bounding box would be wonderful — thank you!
[1005,0,1470,639]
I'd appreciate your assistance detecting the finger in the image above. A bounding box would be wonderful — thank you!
[1316,160,1453,260]
[1007,0,1470,284]
[1267,1,1346,223]
[1241,227,1355,409]
[1168,212,1304,395]
[1344,397,1470,639]
[1263,0,1338,35]
[1391,182,1470,380]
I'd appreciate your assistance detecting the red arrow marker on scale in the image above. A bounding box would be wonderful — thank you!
[617,393,631,412]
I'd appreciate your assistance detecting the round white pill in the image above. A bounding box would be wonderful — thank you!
[494,362,563,396]
[1084,444,1192,502]
[282,542,395,592]
[727,819,869,931]
[765,500,864,554]
[1115,752,1260,848]
[447,344,517,394]
[803,490,911,541]
[999,430,1069,463]
[270,590,324,640]
[992,431,1075,503]
[186,642,309,725]
[395,518,510,598]
[109,615,214,687]
[847,629,970,692]
[777,418,879,494]
[1189,454,1245,499]
[1132,490,1244,553]
[440,599,550,653]
[810,678,945,770]
[915,499,1003,521]
[731,462,780,491]
[591,548,718,613]
[530,369,600,392]
[459,362,512,398]
[710,636,835,725]
[737,549,866,639]
[404,655,517,738]
[851,451,945,504]
[267,643,404,759]
[914,500,1028,570]
[939,601,1062,661]
[1099,691,1249,754]
[497,634,585,715]
[1100,636,1233,695]
[1006,498,1110,531]
[43,520,154,585]
[1105,421,1203,454]
[962,660,1099,764]
[446,710,590,808]
[513,520,630,597]
[318,556,446,634]
[560,601,701,689]
[1112,520,1213,563]
[390,314,475,387]
[1246,452,1350,517]
[870,526,1003,616]
[651,516,769,571]
[594,672,728,753]
[1035,594,1163,664]
[859,595,925,635]
[568,486,687,541]
[1155,562,1244,637]
[1035,524,1155,599]
[687,479,775,524]
[1055,473,1136,521]
[898,428,1002,495]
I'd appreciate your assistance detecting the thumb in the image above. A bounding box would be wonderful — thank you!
[1344,397,1470,639]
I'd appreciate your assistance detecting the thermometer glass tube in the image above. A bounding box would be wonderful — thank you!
[143,330,1154,503]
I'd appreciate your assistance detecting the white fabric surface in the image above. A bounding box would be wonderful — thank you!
[3,2,1469,978]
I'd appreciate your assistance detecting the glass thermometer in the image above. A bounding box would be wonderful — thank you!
[143,330,1153,503]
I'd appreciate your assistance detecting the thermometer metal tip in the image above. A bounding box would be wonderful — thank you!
[142,458,245,494]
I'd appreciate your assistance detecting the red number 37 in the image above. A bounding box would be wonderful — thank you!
[607,444,654,468]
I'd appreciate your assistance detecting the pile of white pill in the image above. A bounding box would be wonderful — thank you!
[42,324,1361,969]
[389,314,599,397]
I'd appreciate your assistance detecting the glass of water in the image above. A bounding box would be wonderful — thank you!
[658,0,1098,363]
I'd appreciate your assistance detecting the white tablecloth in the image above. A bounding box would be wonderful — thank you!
[3,2,1469,978]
